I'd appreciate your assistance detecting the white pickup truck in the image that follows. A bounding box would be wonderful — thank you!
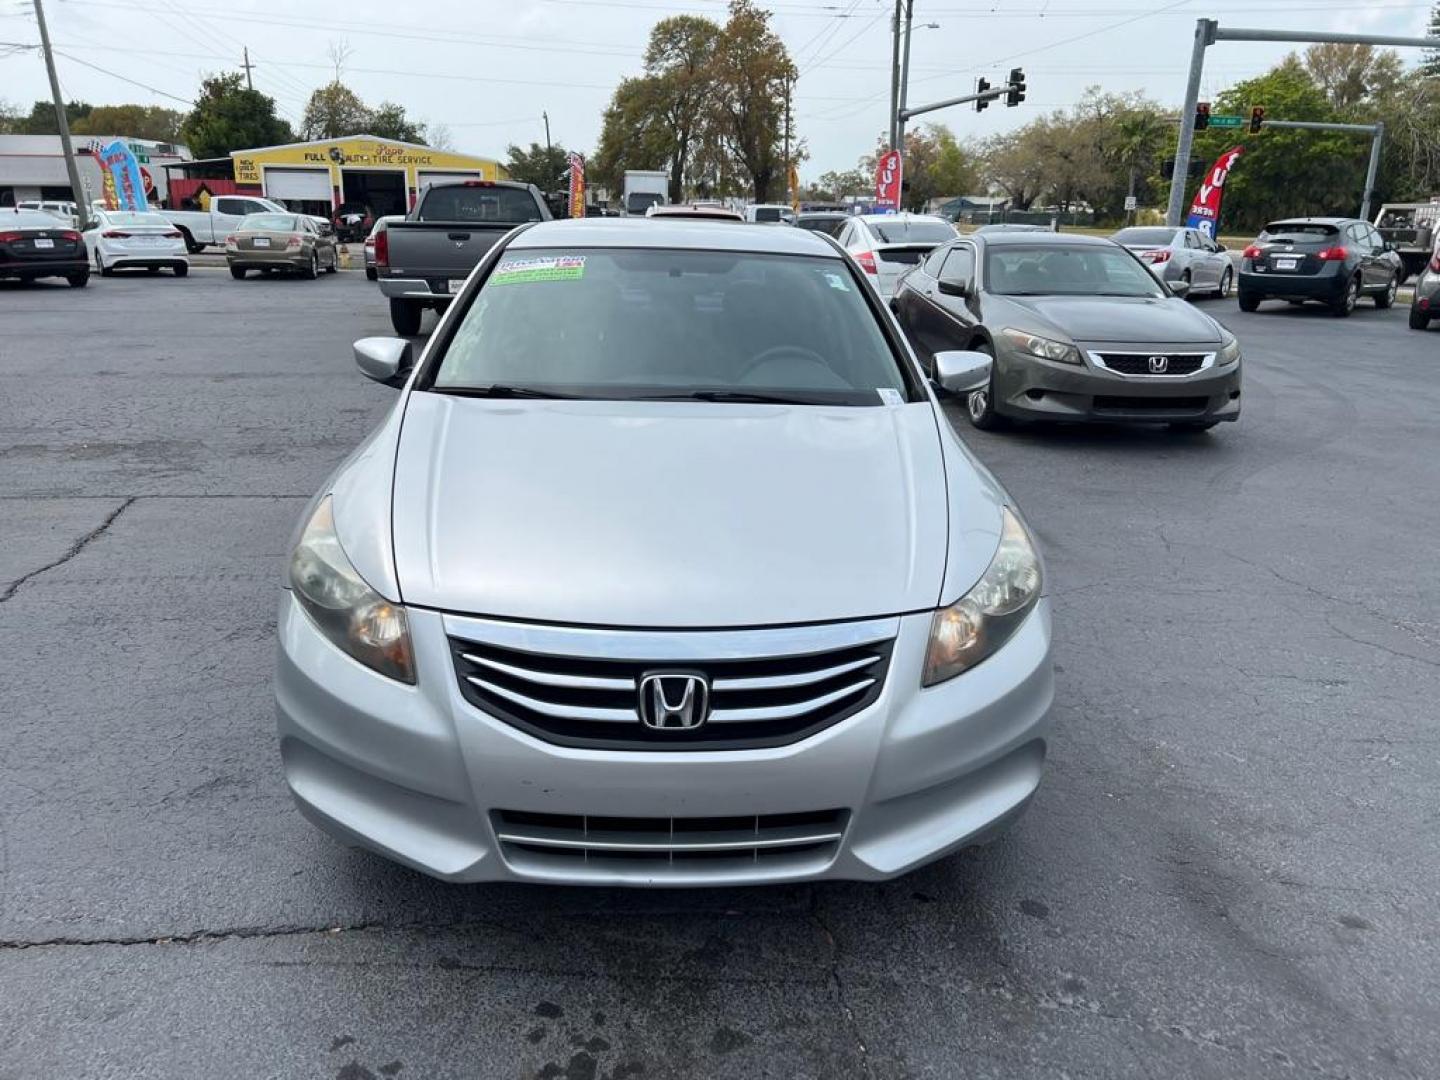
[162,195,329,253]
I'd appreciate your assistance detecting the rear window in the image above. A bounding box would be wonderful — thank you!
[240,214,298,232]
[419,185,543,224]
[626,192,664,215]
[752,207,786,222]
[871,220,954,244]
[1260,222,1339,239]
[1112,227,1177,245]
[4,210,68,228]
[106,212,169,228]
[432,248,908,405]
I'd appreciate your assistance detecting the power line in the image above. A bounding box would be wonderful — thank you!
[49,49,195,104]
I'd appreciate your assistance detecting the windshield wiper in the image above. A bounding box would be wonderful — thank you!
[430,384,584,400]
[646,389,835,405]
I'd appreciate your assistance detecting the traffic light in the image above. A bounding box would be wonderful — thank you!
[1195,101,1210,131]
[1006,67,1026,107]
[1249,105,1266,133]
[976,77,991,112]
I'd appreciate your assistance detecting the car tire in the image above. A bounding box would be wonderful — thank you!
[1410,306,1430,330]
[1374,274,1398,309]
[1215,267,1232,299]
[303,252,319,280]
[390,299,423,337]
[325,253,338,274]
[97,252,113,277]
[1238,291,1261,312]
[1169,420,1219,432]
[67,269,89,288]
[174,263,188,278]
[229,266,246,281]
[365,268,377,281]
[964,345,1006,431]
[1331,275,1359,317]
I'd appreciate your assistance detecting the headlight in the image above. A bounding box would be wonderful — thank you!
[1216,337,1241,366]
[1000,327,1081,366]
[923,507,1042,686]
[288,496,415,683]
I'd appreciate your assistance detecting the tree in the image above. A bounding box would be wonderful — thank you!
[301,81,370,140]
[427,123,455,151]
[505,142,571,191]
[72,105,185,142]
[181,73,292,159]
[0,99,21,135]
[643,16,721,201]
[862,124,979,211]
[709,0,796,201]
[807,168,868,201]
[593,76,677,196]
[14,99,92,135]
[1303,44,1404,112]
[979,129,1047,210]
[1422,3,1440,79]
[368,101,426,143]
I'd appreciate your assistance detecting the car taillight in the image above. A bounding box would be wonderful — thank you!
[0,231,24,243]
[374,228,389,267]
[102,230,131,239]
[1317,246,1348,261]
[1430,254,1440,273]
[855,250,878,274]
[1242,244,1261,259]
[1142,249,1171,263]
[60,230,81,242]
[286,235,302,249]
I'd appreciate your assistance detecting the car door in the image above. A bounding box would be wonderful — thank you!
[1363,224,1393,287]
[80,213,104,262]
[930,244,979,348]
[1180,229,1208,285]
[1346,223,1375,290]
[1205,234,1230,283]
[896,245,951,359]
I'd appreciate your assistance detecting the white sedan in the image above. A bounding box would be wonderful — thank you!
[82,210,188,277]
[836,213,958,299]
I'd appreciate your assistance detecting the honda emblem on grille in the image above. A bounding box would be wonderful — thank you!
[1147,355,1170,374]
[638,673,710,730]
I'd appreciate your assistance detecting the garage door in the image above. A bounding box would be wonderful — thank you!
[417,170,483,191]
[264,167,333,202]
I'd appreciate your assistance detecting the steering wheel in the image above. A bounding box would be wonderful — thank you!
[734,344,831,384]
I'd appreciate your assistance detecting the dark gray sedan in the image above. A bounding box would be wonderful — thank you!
[891,232,1242,432]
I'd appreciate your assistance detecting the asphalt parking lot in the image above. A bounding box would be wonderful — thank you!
[2,268,1437,1080]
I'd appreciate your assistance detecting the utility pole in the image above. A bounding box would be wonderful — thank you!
[783,75,792,202]
[895,0,915,178]
[888,0,902,149]
[242,46,255,91]
[32,0,89,229]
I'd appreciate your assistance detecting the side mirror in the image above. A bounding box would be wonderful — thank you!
[1169,279,1191,299]
[934,350,992,394]
[354,337,413,385]
[937,278,970,298]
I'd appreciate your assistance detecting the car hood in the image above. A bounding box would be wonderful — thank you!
[995,294,1221,344]
[388,394,960,628]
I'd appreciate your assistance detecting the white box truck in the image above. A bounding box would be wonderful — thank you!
[623,171,669,216]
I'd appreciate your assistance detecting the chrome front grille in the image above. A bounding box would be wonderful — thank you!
[1093,351,1210,377]
[446,617,895,751]
[493,808,848,879]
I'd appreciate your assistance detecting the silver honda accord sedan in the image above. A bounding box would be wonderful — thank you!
[275,218,1054,886]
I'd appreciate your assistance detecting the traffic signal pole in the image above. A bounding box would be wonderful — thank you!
[1166,19,1440,226]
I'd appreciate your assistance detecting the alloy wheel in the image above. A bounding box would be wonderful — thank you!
[968,388,988,422]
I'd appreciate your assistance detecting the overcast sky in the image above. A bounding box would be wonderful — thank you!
[0,0,1429,178]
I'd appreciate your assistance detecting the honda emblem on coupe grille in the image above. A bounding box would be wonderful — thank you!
[638,673,710,730]
[1148,355,1170,374]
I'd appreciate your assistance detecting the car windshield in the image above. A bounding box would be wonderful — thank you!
[1113,227,1177,245]
[871,220,954,244]
[420,185,541,223]
[432,248,908,405]
[985,244,1165,297]
[1260,222,1339,239]
[106,212,169,228]
[240,214,298,232]
[5,210,68,228]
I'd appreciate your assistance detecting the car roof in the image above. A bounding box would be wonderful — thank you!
[648,205,744,221]
[974,230,1116,247]
[509,217,841,256]
[855,212,948,224]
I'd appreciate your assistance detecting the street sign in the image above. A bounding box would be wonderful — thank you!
[1124,195,1138,211]
[1208,115,1244,129]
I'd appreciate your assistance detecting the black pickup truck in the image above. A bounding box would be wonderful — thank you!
[376,179,551,335]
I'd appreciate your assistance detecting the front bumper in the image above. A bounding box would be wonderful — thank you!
[1239,259,1346,300]
[275,595,1054,885]
[992,340,1242,424]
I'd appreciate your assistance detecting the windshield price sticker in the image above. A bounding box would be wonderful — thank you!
[492,255,586,285]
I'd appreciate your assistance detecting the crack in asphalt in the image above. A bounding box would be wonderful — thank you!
[0,920,393,951]
[0,496,136,604]
[809,897,875,1080]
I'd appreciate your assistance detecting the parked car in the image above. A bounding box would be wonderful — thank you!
[837,213,957,299]
[972,223,1052,235]
[225,213,338,280]
[890,231,1241,432]
[1238,217,1404,316]
[795,211,851,238]
[363,215,404,281]
[333,201,374,244]
[278,218,1052,885]
[163,195,328,253]
[81,209,188,277]
[645,203,744,222]
[378,179,551,336]
[1408,244,1440,330]
[744,203,796,224]
[1111,225,1233,298]
[16,199,78,226]
[0,207,88,286]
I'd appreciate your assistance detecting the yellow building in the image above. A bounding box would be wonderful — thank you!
[230,135,508,218]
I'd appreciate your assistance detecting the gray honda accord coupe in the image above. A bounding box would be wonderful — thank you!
[276,218,1054,885]
[892,232,1242,431]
